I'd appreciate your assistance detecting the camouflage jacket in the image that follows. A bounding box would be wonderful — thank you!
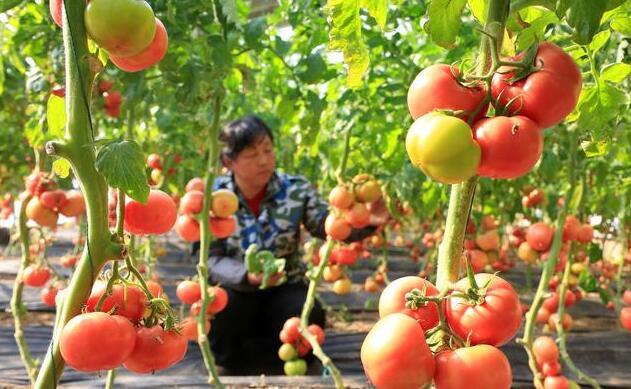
[207,172,374,292]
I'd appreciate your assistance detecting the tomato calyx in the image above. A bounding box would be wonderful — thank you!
[497,44,541,84]
[404,285,439,310]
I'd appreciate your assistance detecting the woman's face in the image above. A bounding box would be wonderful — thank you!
[226,135,276,189]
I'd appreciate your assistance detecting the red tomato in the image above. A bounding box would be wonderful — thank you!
[361,313,435,389]
[446,273,522,346]
[85,282,147,322]
[541,361,561,377]
[527,223,555,252]
[282,317,301,344]
[110,18,168,72]
[185,177,204,192]
[175,214,201,242]
[208,286,228,314]
[307,324,325,345]
[49,0,63,27]
[176,280,201,305]
[562,215,581,242]
[620,307,631,331]
[345,203,370,228]
[23,266,51,287]
[330,246,358,266]
[378,276,439,331]
[124,189,177,235]
[473,116,542,179]
[548,312,573,332]
[324,214,351,241]
[180,316,211,341]
[536,306,551,324]
[146,280,163,297]
[103,90,122,109]
[543,375,570,389]
[542,291,576,312]
[179,190,204,215]
[39,190,67,210]
[41,285,58,307]
[623,290,631,306]
[60,312,137,372]
[146,153,162,170]
[59,190,85,217]
[576,224,593,243]
[408,64,488,122]
[434,345,512,389]
[123,326,188,373]
[210,216,236,239]
[491,42,582,129]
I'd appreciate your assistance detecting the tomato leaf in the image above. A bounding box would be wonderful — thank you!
[468,0,487,23]
[425,0,467,49]
[561,0,608,44]
[95,140,149,202]
[580,137,609,158]
[600,62,631,83]
[0,56,4,96]
[218,0,248,26]
[571,84,628,139]
[244,17,266,51]
[0,0,23,13]
[359,0,388,29]
[610,14,631,36]
[46,95,66,139]
[588,30,611,54]
[515,11,559,52]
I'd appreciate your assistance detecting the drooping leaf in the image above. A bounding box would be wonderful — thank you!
[95,140,149,202]
[425,0,468,48]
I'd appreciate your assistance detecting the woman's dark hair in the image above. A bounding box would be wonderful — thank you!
[219,115,274,160]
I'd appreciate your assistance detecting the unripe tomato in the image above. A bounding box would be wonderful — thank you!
[406,112,481,184]
[518,242,539,264]
[364,276,379,293]
[354,180,381,203]
[84,0,156,57]
[278,343,298,362]
[329,185,354,209]
[475,229,500,251]
[211,189,239,218]
[544,375,570,389]
[536,306,551,324]
[59,190,86,217]
[110,18,168,72]
[124,190,177,235]
[345,203,370,228]
[332,278,352,295]
[26,197,58,228]
[322,265,343,282]
[284,359,307,376]
[50,0,63,27]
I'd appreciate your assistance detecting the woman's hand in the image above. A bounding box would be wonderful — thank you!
[367,198,390,226]
[247,271,285,287]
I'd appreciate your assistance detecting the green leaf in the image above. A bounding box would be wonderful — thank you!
[580,138,609,157]
[588,29,611,53]
[567,179,583,213]
[572,84,628,136]
[600,62,631,83]
[299,53,328,84]
[587,243,603,263]
[95,140,149,202]
[468,0,487,23]
[425,0,467,48]
[218,0,244,26]
[564,0,608,44]
[359,0,388,29]
[325,0,369,88]
[244,18,266,51]
[0,56,4,96]
[52,158,71,178]
[46,95,66,138]
[515,11,558,51]
[0,0,23,13]
[610,14,631,35]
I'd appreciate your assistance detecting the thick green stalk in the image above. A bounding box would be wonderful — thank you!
[10,194,38,384]
[35,1,122,386]
[105,368,116,389]
[195,93,224,387]
[435,0,509,291]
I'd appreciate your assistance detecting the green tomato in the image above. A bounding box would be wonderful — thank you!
[406,112,481,184]
[284,359,307,376]
[84,0,156,57]
[278,343,298,362]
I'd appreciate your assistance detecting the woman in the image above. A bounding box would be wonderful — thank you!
[206,115,383,374]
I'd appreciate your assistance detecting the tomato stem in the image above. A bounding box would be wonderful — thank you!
[105,368,116,389]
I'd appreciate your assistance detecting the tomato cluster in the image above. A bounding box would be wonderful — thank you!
[0,193,13,219]
[406,42,581,184]
[277,317,325,376]
[532,336,572,389]
[463,215,515,273]
[175,280,228,340]
[174,178,238,242]
[361,273,521,388]
[326,173,382,241]
[24,172,86,228]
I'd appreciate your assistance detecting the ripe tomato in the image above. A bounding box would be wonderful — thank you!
[175,215,201,242]
[562,215,581,242]
[491,42,582,129]
[307,324,325,345]
[543,291,576,312]
[86,282,147,322]
[179,316,210,341]
[23,266,51,287]
[379,276,439,331]
[329,185,354,209]
[541,361,561,377]
[619,307,631,331]
[543,375,570,389]
[330,246,358,266]
[322,265,343,282]
[180,190,204,215]
[60,312,137,372]
[278,343,298,362]
[465,249,488,273]
[124,189,177,235]
[146,280,163,298]
[536,307,551,324]
[41,285,58,307]
[324,214,351,241]
[332,278,352,295]
[533,336,559,364]
[527,222,555,252]
[623,290,631,306]
[361,313,435,389]
[110,18,168,72]
[208,286,228,314]
[473,116,543,179]
[407,64,488,122]
[284,359,307,376]
[59,190,85,217]
[49,0,63,27]
[146,153,162,170]
[176,280,201,304]
[123,326,187,373]
[364,276,379,293]
[475,229,500,251]
[345,203,370,228]
[26,197,58,228]
[406,112,480,184]
[518,242,539,264]
[210,216,236,239]
[446,273,522,346]
[211,189,239,218]
[434,345,511,389]
[186,177,204,192]
[548,312,573,332]
[576,224,593,244]
[39,190,67,210]
[281,317,301,343]
[84,0,156,57]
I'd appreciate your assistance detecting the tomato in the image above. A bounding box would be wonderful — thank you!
[278,343,298,362]
[354,180,381,203]
[23,266,51,287]
[322,265,343,282]
[41,285,58,307]
[378,276,439,331]
[26,197,58,228]
[623,290,631,306]
[330,246,358,266]
[59,190,86,217]
[406,112,481,184]
[434,345,511,389]
[475,229,500,251]
[110,18,168,72]
[543,291,576,312]
[99,79,113,93]
[176,280,201,305]
[60,312,137,372]
[446,273,522,346]
[211,189,239,218]
[180,190,204,215]
[541,361,561,377]
[407,64,488,122]
[576,224,593,244]
[210,216,236,239]
[543,375,570,389]
[324,214,351,241]
[491,42,582,129]
[518,242,539,264]
[146,280,163,298]
[329,185,354,209]
[473,116,542,179]
[123,326,187,373]
[620,307,631,331]
[536,306,551,324]
[186,177,204,192]
[332,278,352,295]
[146,153,162,170]
[180,316,210,341]
[527,223,555,252]
[39,190,67,210]
[361,313,435,389]
[103,90,122,109]
[562,215,581,242]
[208,286,228,314]
[84,0,156,57]
[465,249,488,273]
[86,282,147,322]
[281,317,301,343]
[307,324,325,345]
[364,276,379,293]
[345,203,370,228]
[548,312,573,332]
[284,359,307,376]
[124,189,177,235]
[175,214,201,242]
[533,336,559,364]
[50,0,63,27]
